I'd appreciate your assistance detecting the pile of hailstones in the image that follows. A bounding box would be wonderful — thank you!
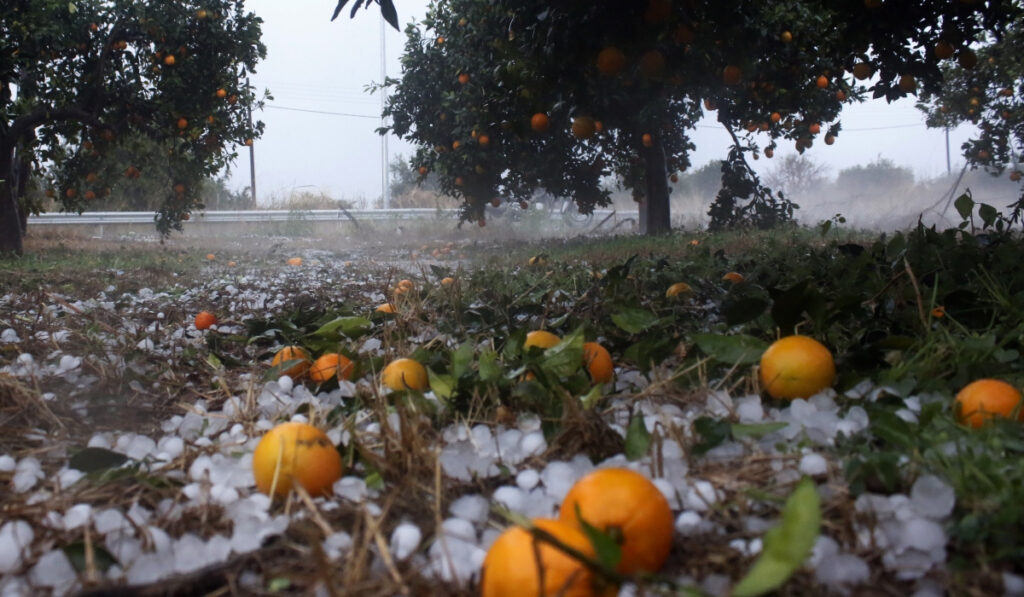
[2,343,1012,596]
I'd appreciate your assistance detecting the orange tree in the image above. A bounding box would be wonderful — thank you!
[377,0,1018,234]
[0,0,266,255]
[918,15,1024,227]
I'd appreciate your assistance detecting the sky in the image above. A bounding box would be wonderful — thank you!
[226,0,981,206]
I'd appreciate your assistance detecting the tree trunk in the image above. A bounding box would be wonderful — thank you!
[640,134,671,235]
[0,144,24,255]
[15,136,33,236]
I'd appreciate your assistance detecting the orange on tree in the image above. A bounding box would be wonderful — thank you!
[780,30,793,43]
[530,112,550,132]
[216,88,228,98]
[252,421,342,498]
[583,342,613,384]
[163,54,175,66]
[770,111,782,123]
[641,133,654,147]
[722,271,744,284]
[309,353,354,383]
[722,65,742,85]
[478,134,490,146]
[639,50,666,77]
[852,61,872,80]
[934,40,955,60]
[759,335,835,400]
[177,117,188,130]
[481,518,607,597]
[558,468,674,574]
[808,122,821,135]
[272,345,312,379]
[194,311,217,330]
[458,72,470,84]
[596,46,626,75]
[524,330,560,350]
[571,116,596,139]
[954,379,1024,429]
[825,134,836,145]
[815,75,829,89]
[83,190,96,200]
[381,357,429,391]
[898,74,917,93]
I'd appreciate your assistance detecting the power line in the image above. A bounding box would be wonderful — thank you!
[264,104,378,119]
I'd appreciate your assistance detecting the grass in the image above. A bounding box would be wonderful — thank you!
[1,219,1023,595]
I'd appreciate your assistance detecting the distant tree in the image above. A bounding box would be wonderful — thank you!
[389,153,437,196]
[1,0,266,255]
[835,158,914,194]
[765,154,830,198]
[674,160,725,201]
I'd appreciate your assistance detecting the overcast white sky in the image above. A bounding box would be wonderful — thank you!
[227,0,980,205]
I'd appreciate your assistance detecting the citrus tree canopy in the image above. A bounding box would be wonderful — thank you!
[0,0,266,255]
[379,0,1019,233]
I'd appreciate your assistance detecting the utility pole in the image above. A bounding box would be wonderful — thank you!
[945,127,951,176]
[380,14,390,209]
[246,77,257,204]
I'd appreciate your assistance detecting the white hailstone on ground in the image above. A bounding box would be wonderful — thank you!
[652,478,681,510]
[126,553,166,585]
[683,480,720,512]
[333,476,369,503]
[136,338,155,351]
[492,486,528,513]
[0,454,14,472]
[909,475,955,519]
[705,390,733,417]
[12,457,43,493]
[496,428,524,464]
[898,518,947,553]
[94,509,129,535]
[389,523,422,561]
[119,434,157,460]
[56,468,84,490]
[0,520,34,574]
[173,534,209,574]
[322,531,353,560]
[1004,572,1024,596]
[540,461,579,501]
[56,354,81,373]
[798,452,829,476]
[155,436,185,461]
[0,328,19,343]
[28,549,79,594]
[449,494,490,526]
[518,430,547,458]
[735,395,764,423]
[276,375,294,393]
[815,552,871,592]
[61,503,91,532]
[516,468,540,491]
[427,523,485,584]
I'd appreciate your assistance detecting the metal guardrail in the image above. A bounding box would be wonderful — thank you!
[27,208,634,225]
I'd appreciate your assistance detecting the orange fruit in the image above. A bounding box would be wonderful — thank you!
[898,74,917,93]
[454,176,464,186]
[458,72,470,84]
[440,276,456,287]
[309,353,354,383]
[83,190,96,200]
[722,272,744,284]
[835,89,847,101]
[177,117,188,130]
[765,147,775,158]
[530,112,550,133]
[252,422,342,497]
[376,302,397,314]
[825,134,836,145]
[206,253,216,261]
[559,468,674,574]
[216,88,227,98]
[809,122,821,135]
[639,50,666,77]
[852,62,872,80]
[164,54,175,66]
[271,346,312,379]
[287,257,303,266]
[227,260,237,267]
[65,188,77,199]
[571,116,597,139]
[770,111,782,123]
[722,65,742,85]
[478,134,490,146]
[583,342,613,384]
[642,0,672,24]
[397,279,414,291]
[641,133,654,147]
[381,358,429,391]
[596,46,626,75]
[815,75,829,89]
[665,282,692,297]
[934,40,954,60]
[958,49,978,69]
[780,30,793,43]
[173,183,186,194]
[759,335,835,400]
[452,140,461,150]
[524,330,561,350]
[955,379,1024,429]
[194,311,217,330]
[481,518,604,597]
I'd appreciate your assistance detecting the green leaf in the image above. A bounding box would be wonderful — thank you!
[693,333,768,365]
[308,316,372,340]
[732,478,822,597]
[724,297,770,326]
[365,471,384,491]
[978,203,998,228]
[611,307,659,334]
[428,369,455,400]
[539,329,584,378]
[731,422,788,439]
[452,341,474,379]
[624,412,652,460]
[478,349,502,382]
[574,504,622,571]
[69,447,129,473]
[954,192,975,221]
[693,417,731,455]
[581,384,603,410]
[267,577,291,592]
[63,542,118,573]
[263,359,305,381]
[206,353,223,369]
